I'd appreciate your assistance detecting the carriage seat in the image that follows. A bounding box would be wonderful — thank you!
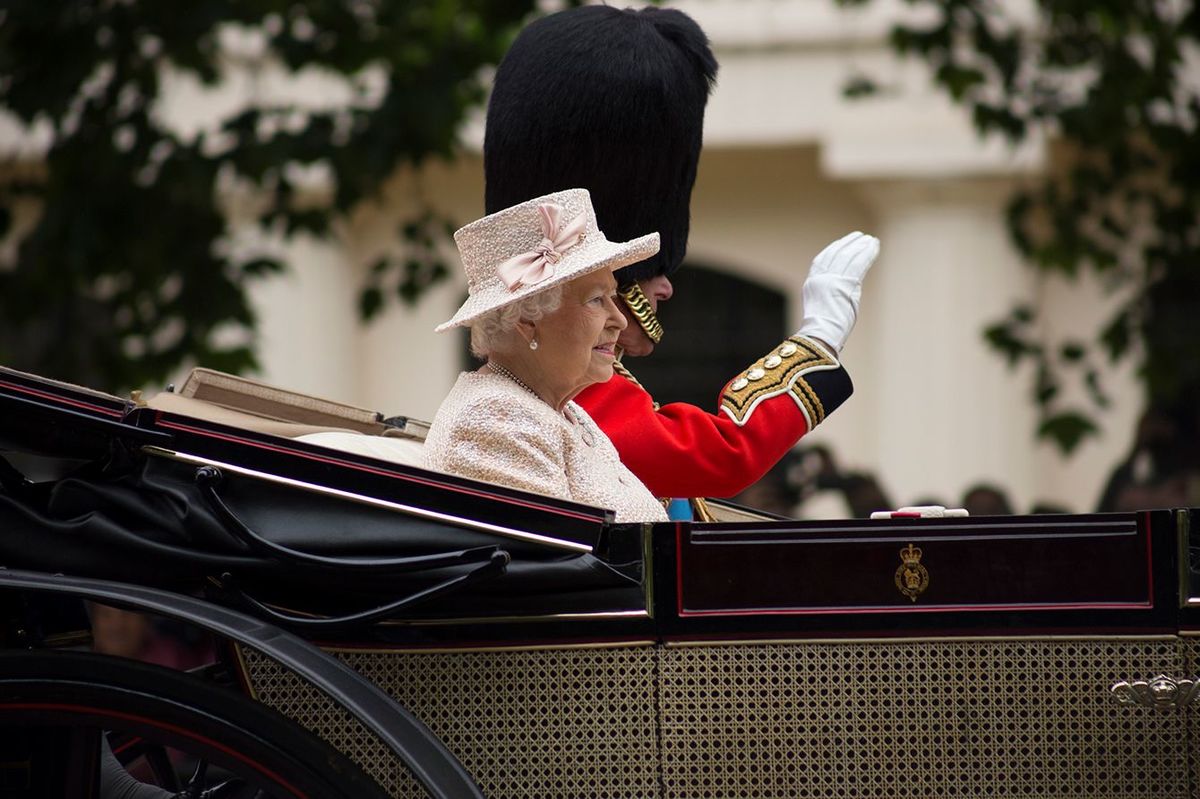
[292,430,425,467]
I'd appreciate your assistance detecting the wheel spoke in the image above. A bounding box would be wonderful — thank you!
[184,759,209,796]
[145,745,182,790]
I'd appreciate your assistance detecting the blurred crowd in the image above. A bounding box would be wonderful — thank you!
[735,404,1200,518]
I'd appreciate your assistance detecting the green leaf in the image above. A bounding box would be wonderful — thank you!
[1034,364,1059,405]
[935,63,985,101]
[983,321,1032,367]
[359,285,384,321]
[1100,310,1132,361]
[843,75,879,99]
[1037,411,1099,454]
[1084,369,1111,409]
[241,258,283,276]
[1059,341,1086,363]
[971,102,1026,142]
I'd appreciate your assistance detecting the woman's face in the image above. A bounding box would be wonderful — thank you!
[534,269,627,398]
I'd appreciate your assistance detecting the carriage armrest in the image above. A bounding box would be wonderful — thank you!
[178,368,388,432]
[146,367,430,446]
[146,392,370,439]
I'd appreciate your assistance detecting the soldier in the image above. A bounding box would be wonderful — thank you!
[484,5,878,516]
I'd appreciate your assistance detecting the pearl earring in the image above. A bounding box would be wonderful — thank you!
[529,339,539,351]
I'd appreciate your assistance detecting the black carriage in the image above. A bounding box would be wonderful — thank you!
[2,364,1198,798]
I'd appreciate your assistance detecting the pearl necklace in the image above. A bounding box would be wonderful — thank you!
[487,361,588,440]
[487,361,540,400]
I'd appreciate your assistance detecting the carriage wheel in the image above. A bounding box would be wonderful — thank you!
[0,650,392,798]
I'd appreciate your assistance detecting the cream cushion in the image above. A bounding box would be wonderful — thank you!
[295,431,425,468]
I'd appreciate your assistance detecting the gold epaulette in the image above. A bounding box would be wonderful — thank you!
[719,335,840,427]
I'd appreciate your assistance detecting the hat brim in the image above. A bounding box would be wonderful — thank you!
[435,231,660,332]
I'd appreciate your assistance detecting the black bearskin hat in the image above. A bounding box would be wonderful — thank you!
[484,5,717,285]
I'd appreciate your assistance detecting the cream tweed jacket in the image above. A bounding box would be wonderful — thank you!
[424,371,668,523]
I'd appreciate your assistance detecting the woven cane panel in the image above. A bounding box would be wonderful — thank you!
[1181,637,1200,799]
[660,639,1188,799]
[337,645,660,799]
[239,643,660,799]
[237,645,427,797]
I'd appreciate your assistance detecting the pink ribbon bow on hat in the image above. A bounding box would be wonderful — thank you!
[496,203,587,291]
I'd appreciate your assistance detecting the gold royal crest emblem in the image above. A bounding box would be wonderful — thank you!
[894,543,929,602]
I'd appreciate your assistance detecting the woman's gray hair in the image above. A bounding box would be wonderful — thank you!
[468,285,563,358]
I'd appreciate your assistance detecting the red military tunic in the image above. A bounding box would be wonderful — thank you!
[575,335,853,498]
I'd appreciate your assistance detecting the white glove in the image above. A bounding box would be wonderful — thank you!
[870,505,970,519]
[796,231,880,355]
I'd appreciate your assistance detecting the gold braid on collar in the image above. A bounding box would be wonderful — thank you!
[618,283,664,344]
[613,359,660,410]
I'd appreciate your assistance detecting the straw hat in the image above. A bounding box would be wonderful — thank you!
[435,189,659,332]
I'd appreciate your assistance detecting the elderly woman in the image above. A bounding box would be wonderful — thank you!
[425,189,668,522]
